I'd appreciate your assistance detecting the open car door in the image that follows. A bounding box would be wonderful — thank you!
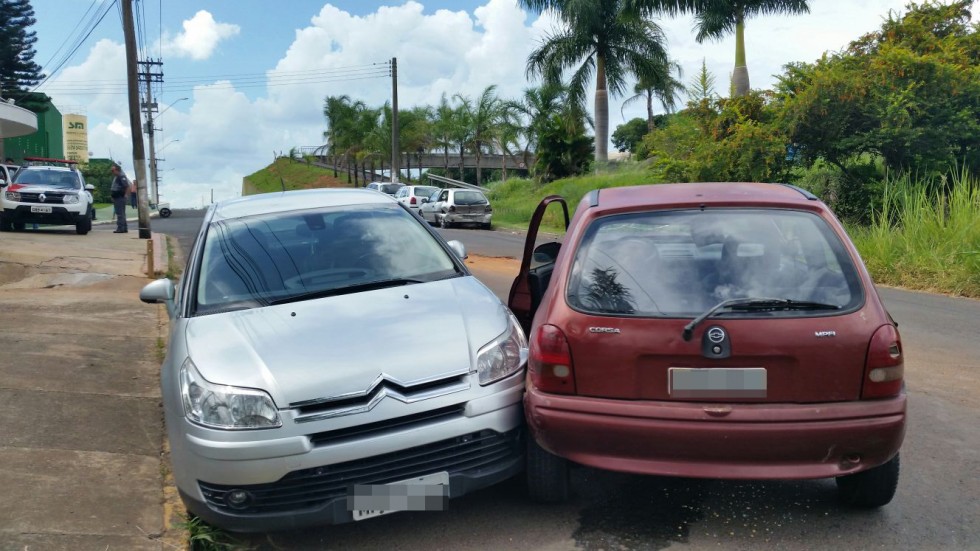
[507,195,569,334]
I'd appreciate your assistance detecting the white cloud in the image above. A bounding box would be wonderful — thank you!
[106,120,128,137]
[162,11,240,61]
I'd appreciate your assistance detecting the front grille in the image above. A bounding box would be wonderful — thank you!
[20,192,66,204]
[292,373,469,421]
[199,429,521,515]
[309,404,465,447]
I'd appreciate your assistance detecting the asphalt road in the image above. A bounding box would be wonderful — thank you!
[151,211,980,550]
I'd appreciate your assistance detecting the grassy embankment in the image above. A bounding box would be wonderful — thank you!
[242,157,351,195]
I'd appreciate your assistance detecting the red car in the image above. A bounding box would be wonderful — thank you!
[509,183,905,508]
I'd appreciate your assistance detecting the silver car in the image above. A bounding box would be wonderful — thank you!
[140,189,527,531]
[419,188,493,229]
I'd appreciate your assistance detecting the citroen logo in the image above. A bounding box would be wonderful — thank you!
[707,327,726,344]
[38,193,47,203]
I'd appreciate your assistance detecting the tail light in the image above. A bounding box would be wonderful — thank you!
[862,324,904,399]
[410,196,417,205]
[449,205,456,213]
[529,324,575,394]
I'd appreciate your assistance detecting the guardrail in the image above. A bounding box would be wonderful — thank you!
[425,173,483,191]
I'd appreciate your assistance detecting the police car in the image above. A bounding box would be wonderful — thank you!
[0,157,96,235]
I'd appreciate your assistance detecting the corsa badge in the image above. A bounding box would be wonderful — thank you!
[589,327,621,334]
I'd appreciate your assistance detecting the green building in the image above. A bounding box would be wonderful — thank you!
[2,102,64,162]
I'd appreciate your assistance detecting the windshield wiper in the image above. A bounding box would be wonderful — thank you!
[268,278,424,305]
[682,298,840,341]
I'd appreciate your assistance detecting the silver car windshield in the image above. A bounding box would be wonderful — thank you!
[567,208,862,317]
[195,204,459,314]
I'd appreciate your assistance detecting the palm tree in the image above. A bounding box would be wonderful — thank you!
[323,95,367,183]
[693,0,810,97]
[455,85,510,186]
[521,0,672,162]
[432,93,457,175]
[511,82,589,176]
[621,59,685,131]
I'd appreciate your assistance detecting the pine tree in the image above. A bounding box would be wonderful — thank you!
[0,0,46,99]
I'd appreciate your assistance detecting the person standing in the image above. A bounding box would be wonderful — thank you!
[129,178,138,209]
[109,164,130,233]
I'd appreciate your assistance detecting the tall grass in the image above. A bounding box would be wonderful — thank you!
[487,165,657,231]
[850,168,980,297]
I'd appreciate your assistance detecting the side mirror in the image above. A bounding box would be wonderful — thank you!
[0,180,7,188]
[532,242,561,266]
[420,198,429,204]
[447,240,467,260]
[141,278,177,317]
[84,184,95,191]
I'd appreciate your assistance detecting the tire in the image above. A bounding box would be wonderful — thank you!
[160,208,171,218]
[836,453,900,508]
[526,436,570,503]
[440,214,451,229]
[13,221,25,231]
[0,214,10,232]
[483,222,492,230]
[76,210,92,235]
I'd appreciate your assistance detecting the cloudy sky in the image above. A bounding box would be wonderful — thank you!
[26,0,980,207]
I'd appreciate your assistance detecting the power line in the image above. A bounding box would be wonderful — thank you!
[38,0,100,72]
[28,0,117,95]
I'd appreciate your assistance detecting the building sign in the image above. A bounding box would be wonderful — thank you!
[63,114,89,163]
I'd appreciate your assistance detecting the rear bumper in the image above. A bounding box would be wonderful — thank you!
[445,212,491,225]
[525,384,906,480]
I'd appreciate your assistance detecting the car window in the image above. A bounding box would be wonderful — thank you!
[566,208,862,317]
[439,191,449,201]
[194,204,459,315]
[453,191,488,205]
[413,186,438,197]
[381,183,403,194]
[395,187,408,198]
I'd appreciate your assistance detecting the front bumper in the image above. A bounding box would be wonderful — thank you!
[170,375,525,532]
[3,206,87,225]
[525,383,906,480]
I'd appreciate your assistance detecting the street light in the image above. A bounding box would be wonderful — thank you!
[149,97,187,206]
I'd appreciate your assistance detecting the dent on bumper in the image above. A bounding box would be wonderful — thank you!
[525,386,906,480]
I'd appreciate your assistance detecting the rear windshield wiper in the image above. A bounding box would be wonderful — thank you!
[682,298,840,341]
[268,278,425,305]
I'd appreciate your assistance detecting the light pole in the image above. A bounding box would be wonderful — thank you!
[148,97,187,206]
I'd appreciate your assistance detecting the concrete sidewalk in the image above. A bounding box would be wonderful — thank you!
[0,227,167,549]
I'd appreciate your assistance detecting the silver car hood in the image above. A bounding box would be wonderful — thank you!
[183,275,508,407]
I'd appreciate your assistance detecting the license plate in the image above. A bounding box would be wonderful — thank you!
[669,367,767,398]
[350,471,450,521]
[30,205,52,214]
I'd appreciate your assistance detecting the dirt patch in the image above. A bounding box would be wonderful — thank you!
[0,262,29,286]
[306,173,353,189]
[465,255,520,275]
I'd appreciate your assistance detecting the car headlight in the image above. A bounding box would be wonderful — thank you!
[5,191,21,202]
[179,358,281,430]
[476,313,528,385]
[62,193,79,204]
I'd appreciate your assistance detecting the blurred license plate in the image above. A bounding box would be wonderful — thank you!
[350,471,449,521]
[669,368,766,398]
[31,206,52,213]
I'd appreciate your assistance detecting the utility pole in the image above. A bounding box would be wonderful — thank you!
[391,57,399,183]
[139,60,163,208]
[122,0,151,239]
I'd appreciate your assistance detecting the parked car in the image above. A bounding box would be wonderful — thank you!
[0,157,95,234]
[366,181,405,196]
[510,184,905,508]
[419,188,492,229]
[394,184,439,214]
[0,163,18,184]
[140,188,527,531]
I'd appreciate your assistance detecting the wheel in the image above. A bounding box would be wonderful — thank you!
[13,221,25,231]
[419,210,430,225]
[836,453,900,508]
[526,436,570,503]
[76,211,92,235]
[160,208,171,218]
[483,222,492,230]
[0,214,10,232]
[440,214,451,229]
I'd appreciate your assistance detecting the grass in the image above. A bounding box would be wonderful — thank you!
[487,164,658,232]
[849,168,980,297]
[243,157,351,195]
[176,514,247,551]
